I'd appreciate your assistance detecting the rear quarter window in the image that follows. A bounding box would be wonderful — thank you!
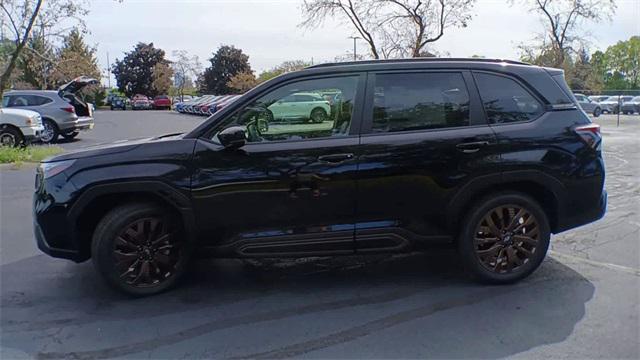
[473,73,544,124]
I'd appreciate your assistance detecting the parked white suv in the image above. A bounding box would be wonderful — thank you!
[268,92,331,123]
[0,108,44,146]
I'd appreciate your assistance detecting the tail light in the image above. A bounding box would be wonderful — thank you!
[575,123,601,150]
[61,106,75,113]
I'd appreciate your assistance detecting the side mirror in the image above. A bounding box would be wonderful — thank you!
[218,126,246,149]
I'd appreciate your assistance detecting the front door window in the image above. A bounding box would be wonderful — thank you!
[215,76,359,143]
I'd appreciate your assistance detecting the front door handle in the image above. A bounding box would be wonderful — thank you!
[318,153,354,164]
[456,141,490,153]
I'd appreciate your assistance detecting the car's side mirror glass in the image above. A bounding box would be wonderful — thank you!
[218,126,246,149]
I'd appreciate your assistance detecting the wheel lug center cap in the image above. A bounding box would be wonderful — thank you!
[503,233,513,245]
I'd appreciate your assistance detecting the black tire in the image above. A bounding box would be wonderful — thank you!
[0,125,24,147]
[457,191,550,284]
[91,203,192,296]
[41,119,59,144]
[110,106,114,110]
[61,131,79,140]
[593,107,601,117]
[310,108,327,123]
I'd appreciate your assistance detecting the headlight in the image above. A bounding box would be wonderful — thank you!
[40,160,75,179]
[26,115,42,126]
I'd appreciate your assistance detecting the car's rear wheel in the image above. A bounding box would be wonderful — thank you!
[91,203,191,296]
[593,107,601,117]
[40,119,59,144]
[61,131,79,140]
[0,126,24,147]
[457,192,550,284]
[310,108,327,123]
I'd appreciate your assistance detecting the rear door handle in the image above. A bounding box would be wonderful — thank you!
[318,153,354,164]
[456,141,490,153]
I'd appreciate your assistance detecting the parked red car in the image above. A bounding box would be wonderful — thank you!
[152,95,172,110]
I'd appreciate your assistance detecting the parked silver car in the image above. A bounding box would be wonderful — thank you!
[600,95,634,114]
[588,95,610,103]
[621,96,640,114]
[573,93,602,117]
[2,76,97,143]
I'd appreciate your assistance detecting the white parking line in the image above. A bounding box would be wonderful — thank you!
[549,250,640,276]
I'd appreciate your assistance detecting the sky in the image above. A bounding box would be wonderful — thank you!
[84,0,640,86]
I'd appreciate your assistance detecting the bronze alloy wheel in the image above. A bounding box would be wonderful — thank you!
[113,217,182,288]
[474,205,539,274]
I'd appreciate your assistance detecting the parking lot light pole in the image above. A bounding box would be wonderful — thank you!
[348,36,360,61]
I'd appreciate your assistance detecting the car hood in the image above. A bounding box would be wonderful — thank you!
[0,108,41,118]
[44,133,185,162]
[58,76,99,94]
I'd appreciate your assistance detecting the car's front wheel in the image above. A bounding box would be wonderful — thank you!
[91,203,191,296]
[0,126,24,147]
[457,192,550,284]
[593,107,601,117]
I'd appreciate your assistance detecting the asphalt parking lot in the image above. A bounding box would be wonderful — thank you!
[1,111,638,359]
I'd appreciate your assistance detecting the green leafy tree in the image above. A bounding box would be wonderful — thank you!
[200,45,251,95]
[227,71,258,93]
[568,48,592,90]
[17,34,54,89]
[112,43,168,97]
[605,36,639,89]
[49,29,100,87]
[151,61,173,95]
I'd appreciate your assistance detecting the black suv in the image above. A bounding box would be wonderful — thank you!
[34,59,606,296]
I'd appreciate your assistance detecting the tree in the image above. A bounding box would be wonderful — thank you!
[18,0,90,90]
[151,61,173,95]
[257,60,310,82]
[606,36,639,89]
[49,29,100,88]
[16,34,53,89]
[171,50,201,101]
[516,0,616,68]
[300,0,475,59]
[200,45,251,95]
[567,48,592,90]
[112,43,168,97]
[0,0,43,99]
[227,71,258,93]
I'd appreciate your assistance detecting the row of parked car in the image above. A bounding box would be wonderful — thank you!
[575,94,640,116]
[174,95,242,116]
[109,94,173,111]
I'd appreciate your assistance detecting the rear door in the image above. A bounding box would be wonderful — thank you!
[354,70,499,252]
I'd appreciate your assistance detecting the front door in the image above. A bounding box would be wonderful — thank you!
[354,70,499,252]
[191,74,365,256]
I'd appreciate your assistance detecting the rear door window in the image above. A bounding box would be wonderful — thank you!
[474,73,543,124]
[29,95,53,105]
[371,72,471,133]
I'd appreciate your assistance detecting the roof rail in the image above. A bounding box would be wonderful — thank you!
[307,57,531,69]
